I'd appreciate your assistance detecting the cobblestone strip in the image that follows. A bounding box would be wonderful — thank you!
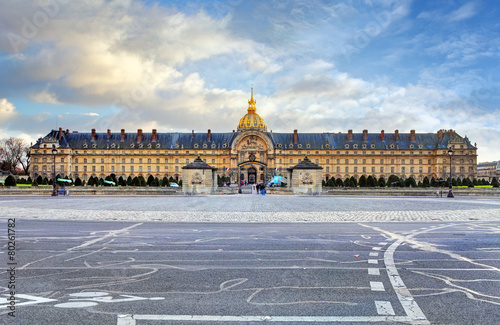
[0,207,499,222]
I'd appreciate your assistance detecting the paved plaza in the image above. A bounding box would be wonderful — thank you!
[0,195,499,222]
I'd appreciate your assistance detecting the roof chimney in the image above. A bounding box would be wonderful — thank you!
[91,128,96,141]
[152,129,157,142]
[381,130,385,141]
[137,129,143,143]
[363,129,368,142]
[410,129,415,142]
[58,127,63,140]
[293,129,298,143]
[394,129,399,142]
[348,129,353,142]
[207,129,211,142]
[107,129,111,140]
[121,129,125,141]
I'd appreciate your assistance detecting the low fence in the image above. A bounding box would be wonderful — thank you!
[0,186,498,196]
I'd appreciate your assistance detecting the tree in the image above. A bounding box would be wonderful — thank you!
[492,177,499,187]
[359,175,367,187]
[350,176,357,187]
[456,178,462,186]
[75,177,82,186]
[36,175,43,184]
[378,176,386,188]
[336,178,343,187]
[147,175,155,186]
[5,175,16,186]
[422,177,430,188]
[162,177,169,187]
[367,175,376,187]
[0,137,30,174]
[430,177,436,187]
[387,175,399,187]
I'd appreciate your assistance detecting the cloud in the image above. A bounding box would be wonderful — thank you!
[448,2,477,22]
[0,98,18,126]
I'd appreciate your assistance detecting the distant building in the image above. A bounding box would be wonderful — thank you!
[29,90,478,184]
[477,161,500,182]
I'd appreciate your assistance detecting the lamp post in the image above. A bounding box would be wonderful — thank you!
[447,147,454,198]
[52,145,57,196]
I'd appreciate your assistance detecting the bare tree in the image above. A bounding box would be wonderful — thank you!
[0,137,30,174]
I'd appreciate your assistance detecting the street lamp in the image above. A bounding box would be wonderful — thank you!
[447,147,454,198]
[52,145,58,196]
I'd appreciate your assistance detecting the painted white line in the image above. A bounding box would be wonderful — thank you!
[117,314,414,324]
[378,242,388,246]
[68,223,143,251]
[368,259,378,264]
[375,301,395,315]
[369,252,379,257]
[368,268,380,275]
[372,247,382,251]
[370,281,385,292]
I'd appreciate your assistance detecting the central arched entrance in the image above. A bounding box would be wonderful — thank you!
[238,161,267,186]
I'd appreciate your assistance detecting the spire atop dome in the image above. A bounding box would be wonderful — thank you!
[248,88,256,114]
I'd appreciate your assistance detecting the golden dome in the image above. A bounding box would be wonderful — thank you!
[237,89,267,132]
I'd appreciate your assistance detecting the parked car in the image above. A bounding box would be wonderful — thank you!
[170,182,179,187]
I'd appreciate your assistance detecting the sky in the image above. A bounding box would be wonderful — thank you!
[0,0,499,162]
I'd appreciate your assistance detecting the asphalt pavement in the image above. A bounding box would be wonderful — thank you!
[0,196,499,324]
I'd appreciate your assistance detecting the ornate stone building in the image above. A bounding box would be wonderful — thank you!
[30,90,478,184]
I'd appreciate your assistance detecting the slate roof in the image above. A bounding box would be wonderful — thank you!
[288,156,323,170]
[32,130,476,150]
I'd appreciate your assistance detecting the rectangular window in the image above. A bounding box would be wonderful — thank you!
[84,166,87,172]
[92,166,96,172]
[372,167,375,173]
[75,166,78,172]
[147,166,151,172]
[131,166,134,172]
[362,167,366,173]
[391,166,394,173]
[122,166,125,172]
[326,167,330,173]
[111,166,115,172]
[156,166,160,172]
[380,167,384,173]
[139,166,143,172]
[354,167,358,173]
[101,166,104,172]
[345,167,349,173]
[337,166,340,172]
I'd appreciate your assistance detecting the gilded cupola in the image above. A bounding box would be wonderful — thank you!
[237,88,267,132]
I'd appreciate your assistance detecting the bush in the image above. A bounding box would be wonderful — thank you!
[75,177,82,186]
[378,177,386,188]
[32,181,38,186]
[5,175,16,186]
[367,175,376,187]
[36,175,43,184]
[336,178,343,187]
[359,175,367,187]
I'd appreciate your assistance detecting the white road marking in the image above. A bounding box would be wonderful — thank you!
[68,223,143,251]
[369,252,379,257]
[54,301,99,308]
[375,301,395,315]
[117,315,415,324]
[370,281,385,292]
[0,294,57,308]
[378,242,388,246]
[368,268,380,275]
[372,247,382,251]
[368,259,378,264]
